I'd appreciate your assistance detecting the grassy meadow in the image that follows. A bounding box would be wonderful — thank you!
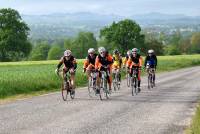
[1,54,200,99]
[186,104,200,134]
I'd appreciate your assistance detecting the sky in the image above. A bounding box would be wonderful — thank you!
[0,0,200,16]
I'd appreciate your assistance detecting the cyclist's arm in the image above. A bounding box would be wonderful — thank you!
[83,57,89,69]
[73,58,77,70]
[126,58,132,68]
[107,55,113,65]
[139,56,143,68]
[95,56,101,70]
[57,57,64,69]
[155,55,157,67]
[144,56,147,67]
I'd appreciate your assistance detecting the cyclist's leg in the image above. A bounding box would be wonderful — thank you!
[70,74,75,89]
[137,67,141,91]
[96,71,101,94]
[108,67,112,90]
[86,64,92,79]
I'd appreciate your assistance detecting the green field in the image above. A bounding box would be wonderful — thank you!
[1,54,200,99]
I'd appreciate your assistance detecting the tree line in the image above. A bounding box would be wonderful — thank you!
[1,8,200,62]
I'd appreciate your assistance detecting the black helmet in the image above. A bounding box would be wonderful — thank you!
[113,49,119,54]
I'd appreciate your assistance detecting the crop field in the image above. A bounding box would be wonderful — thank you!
[1,55,200,99]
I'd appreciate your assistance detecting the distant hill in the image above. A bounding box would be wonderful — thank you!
[22,12,200,40]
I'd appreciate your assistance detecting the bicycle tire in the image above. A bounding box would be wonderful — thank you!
[61,81,68,101]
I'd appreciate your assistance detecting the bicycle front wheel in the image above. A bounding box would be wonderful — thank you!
[61,81,69,101]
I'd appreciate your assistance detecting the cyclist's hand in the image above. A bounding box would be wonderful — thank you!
[70,68,75,73]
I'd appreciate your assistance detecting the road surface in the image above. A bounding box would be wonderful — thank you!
[1,67,200,134]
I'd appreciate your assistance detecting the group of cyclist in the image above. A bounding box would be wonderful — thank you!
[55,46,157,95]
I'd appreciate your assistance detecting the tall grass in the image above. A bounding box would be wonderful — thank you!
[186,104,200,134]
[1,55,200,99]
[0,60,87,99]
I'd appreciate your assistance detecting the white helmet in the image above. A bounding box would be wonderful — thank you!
[132,48,138,53]
[98,47,106,54]
[127,50,131,55]
[148,49,154,54]
[88,48,95,54]
[64,50,72,57]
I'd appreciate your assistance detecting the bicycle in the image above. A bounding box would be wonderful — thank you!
[99,66,111,100]
[112,68,121,91]
[57,69,75,101]
[130,67,139,96]
[146,64,155,89]
[88,69,98,97]
[126,68,131,87]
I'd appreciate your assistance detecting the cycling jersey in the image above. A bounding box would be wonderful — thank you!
[112,54,122,68]
[127,54,143,67]
[83,54,97,68]
[144,55,157,68]
[95,54,113,69]
[57,56,77,69]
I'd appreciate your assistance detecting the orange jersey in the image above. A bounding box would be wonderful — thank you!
[83,54,97,69]
[95,54,113,69]
[127,54,142,68]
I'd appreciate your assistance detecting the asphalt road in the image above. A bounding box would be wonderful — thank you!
[1,67,200,134]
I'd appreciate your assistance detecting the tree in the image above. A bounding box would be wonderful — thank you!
[145,39,164,55]
[0,8,32,61]
[47,45,63,60]
[100,19,145,55]
[190,32,200,53]
[73,32,97,58]
[29,42,50,61]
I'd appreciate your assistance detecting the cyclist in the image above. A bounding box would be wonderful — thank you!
[144,49,157,85]
[95,47,113,93]
[83,48,97,79]
[55,50,77,95]
[112,49,122,82]
[123,50,132,68]
[127,48,143,92]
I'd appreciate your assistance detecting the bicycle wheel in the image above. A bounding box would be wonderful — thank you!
[134,77,138,95]
[127,73,130,87]
[99,80,103,100]
[103,78,109,99]
[113,73,117,91]
[117,73,121,90]
[88,77,93,97]
[61,80,69,101]
[131,77,134,96]
[70,88,75,99]
[148,74,151,89]
[150,75,154,88]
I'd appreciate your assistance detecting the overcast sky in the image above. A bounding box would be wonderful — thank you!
[0,0,200,16]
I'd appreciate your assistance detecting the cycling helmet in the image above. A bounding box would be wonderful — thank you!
[132,48,138,53]
[64,50,72,57]
[127,50,131,55]
[98,47,106,54]
[113,49,119,54]
[88,48,95,54]
[148,49,154,54]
